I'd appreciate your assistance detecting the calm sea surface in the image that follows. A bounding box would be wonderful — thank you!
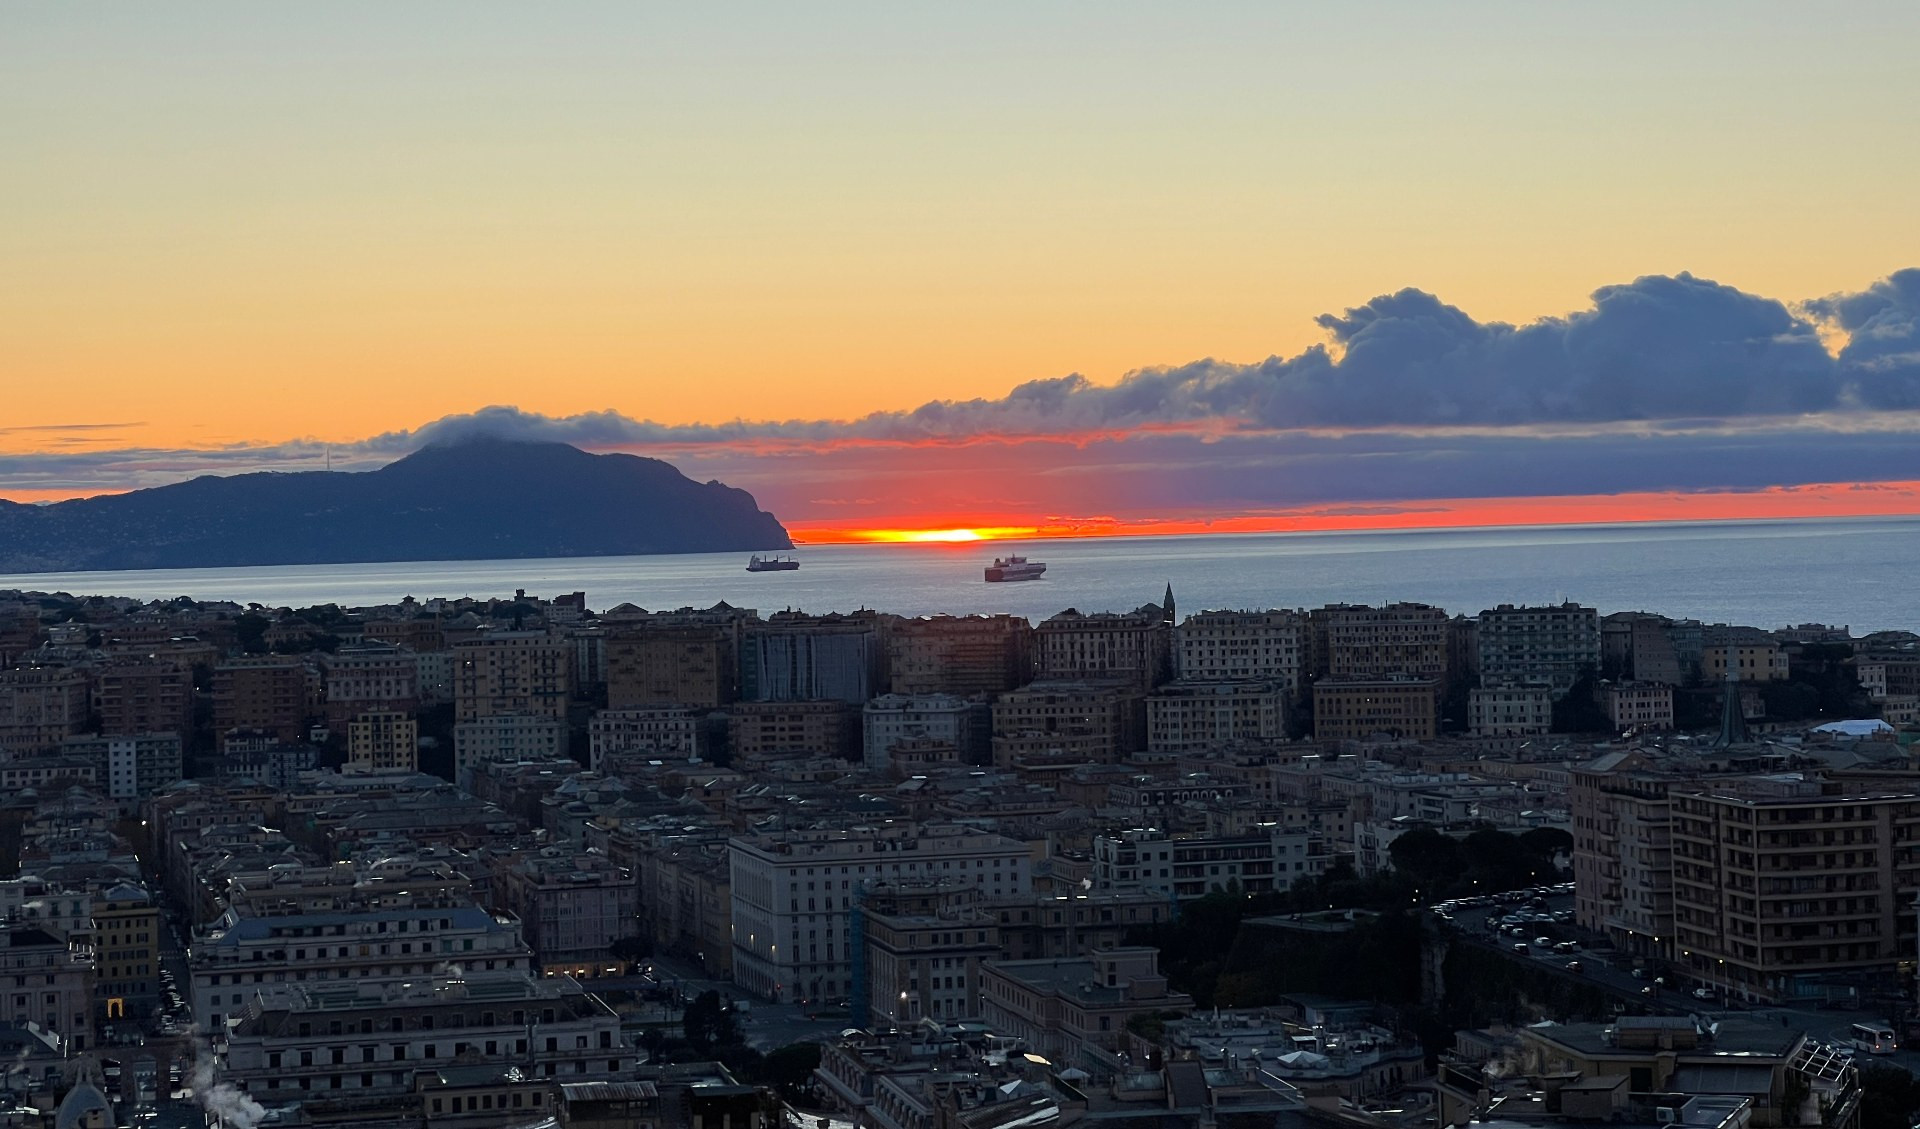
[2,518,1915,632]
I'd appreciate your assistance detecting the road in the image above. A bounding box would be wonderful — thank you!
[614,952,855,1052]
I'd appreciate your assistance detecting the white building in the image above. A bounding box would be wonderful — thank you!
[1091,826,1327,900]
[454,715,568,786]
[861,694,979,771]
[728,824,1031,1003]
[1176,610,1305,691]
[1145,680,1287,752]
[1468,683,1554,737]
[218,973,630,1103]
[191,901,533,1032]
[587,707,700,769]
[59,733,184,810]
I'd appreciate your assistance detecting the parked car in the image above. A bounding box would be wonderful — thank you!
[1566,961,1584,974]
[1692,987,1715,1000]
[1513,942,1530,954]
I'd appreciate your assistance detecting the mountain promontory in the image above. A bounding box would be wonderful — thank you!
[0,438,793,573]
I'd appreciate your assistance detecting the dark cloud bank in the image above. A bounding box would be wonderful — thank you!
[8,269,1920,515]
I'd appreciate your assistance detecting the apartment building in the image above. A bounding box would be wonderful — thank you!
[741,612,887,704]
[453,715,568,786]
[453,631,570,722]
[728,824,1032,1003]
[727,700,858,760]
[862,694,983,771]
[1670,786,1920,1001]
[96,658,193,737]
[1033,607,1173,690]
[1091,826,1328,899]
[605,626,735,709]
[347,712,419,774]
[1145,680,1287,753]
[322,645,421,724]
[92,884,160,1024]
[1315,603,1450,681]
[1702,631,1791,683]
[490,849,636,976]
[1312,676,1439,741]
[218,973,631,1103]
[886,615,1032,697]
[0,925,92,1053]
[990,681,1146,766]
[1602,612,1691,685]
[1176,610,1306,692]
[587,707,701,768]
[979,948,1190,1068]
[1477,603,1601,699]
[1468,683,1554,737]
[1604,682,1675,731]
[859,882,1000,1024]
[60,733,184,808]
[191,899,532,1031]
[213,657,311,750]
[0,667,91,756]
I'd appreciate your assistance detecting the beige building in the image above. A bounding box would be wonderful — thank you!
[1570,750,1679,960]
[0,924,93,1053]
[347,711,419,774]
[491,848,637,977]
[980,948,1190,1068]
[1315,603,1450,682]
[727,700,857,760]
[887,615,1033,696]
[321,645,421,724]
[1604,681,1674,731]
[1468,682,1553,736]
[213,656,310,750]
[92,884,160,1025]
[0,667,91,756]
[605,625,735,709]
[1175,610,1306,692]
[1702,636,1790,682]
[990,681,1146,766]
[860,882,1000,1024]
[453,631,571,722]
[1034,605,1173,690]
[97,659,193,738]
[1313,676,1439,741]
[1671,786,1920,1001]
[1145,680,1287,752]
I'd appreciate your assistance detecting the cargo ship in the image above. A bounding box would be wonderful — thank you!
[746,555,801,572]
[985,555,1046,582]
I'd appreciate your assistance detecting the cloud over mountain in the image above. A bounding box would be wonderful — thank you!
[6,268,1920,524]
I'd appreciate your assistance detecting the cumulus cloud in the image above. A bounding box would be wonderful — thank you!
[349,269,1889,452]
[1806,268,1920,409]
[6,267,1920,515]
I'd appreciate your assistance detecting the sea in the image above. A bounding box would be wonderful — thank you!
[1,516,1915,633]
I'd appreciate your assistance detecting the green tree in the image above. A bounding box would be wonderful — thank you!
[755,1043,823,1103]
[683,990,740,1055]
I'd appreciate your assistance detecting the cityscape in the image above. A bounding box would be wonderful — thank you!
[1,583,1916,1129]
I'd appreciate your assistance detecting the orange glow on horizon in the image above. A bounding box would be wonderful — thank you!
[787,480,1920,545]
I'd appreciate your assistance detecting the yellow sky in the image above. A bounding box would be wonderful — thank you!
[4,3,1918,453]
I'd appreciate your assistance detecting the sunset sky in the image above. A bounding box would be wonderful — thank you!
[6,3,1920,540]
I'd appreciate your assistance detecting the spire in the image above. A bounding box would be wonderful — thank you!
[1162,582,1176,625]
[1712,643,1750,747]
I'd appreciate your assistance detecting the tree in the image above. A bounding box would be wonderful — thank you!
[609,935,653,969]
[755,1043,823,1103]
[1388,829,1464,889]
[682,990,740,1055]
